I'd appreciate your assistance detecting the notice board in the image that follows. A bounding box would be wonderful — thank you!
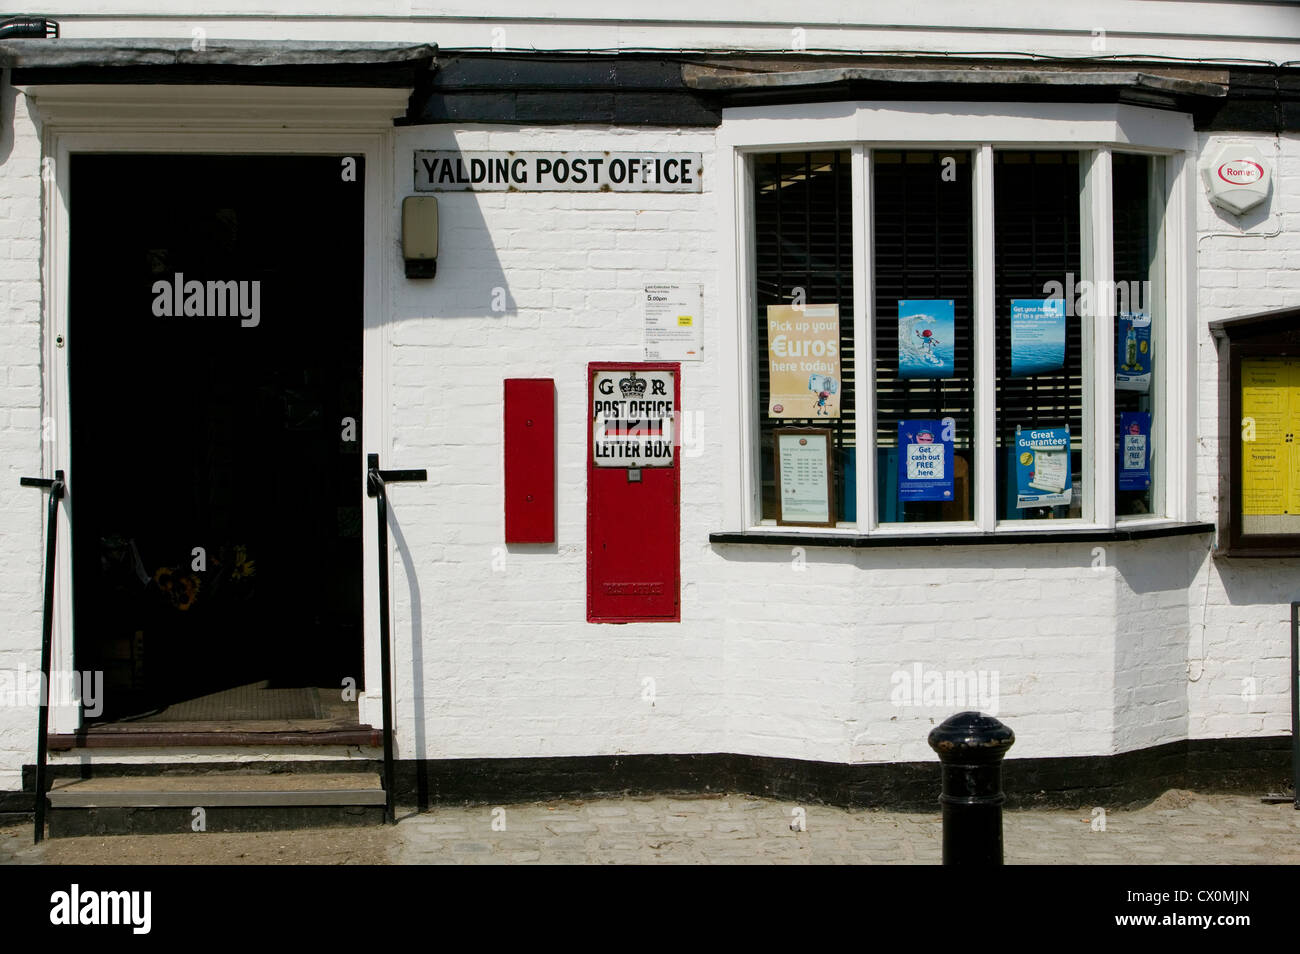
[1241,356,1300,535]
[1211,306,1300,557]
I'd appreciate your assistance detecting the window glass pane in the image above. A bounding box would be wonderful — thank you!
[873,150,975,523]
[1113,153,1164,517]
[753,151,855,524]
[994,151,1084,520]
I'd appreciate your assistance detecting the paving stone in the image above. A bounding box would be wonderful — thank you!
[544,821,600,835]
[351,792,1300,864]
[713,820,750,833]
[451,842,491,853]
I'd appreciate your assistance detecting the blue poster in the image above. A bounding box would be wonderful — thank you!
[1118,412,1152,492]
[1014,425,1072,509]
[898,419,955,502]
[1011,299,1066,377]
[898,300,955,379]
[1116,313,1152,392]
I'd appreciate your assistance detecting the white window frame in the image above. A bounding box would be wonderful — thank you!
[716,100,1197,537]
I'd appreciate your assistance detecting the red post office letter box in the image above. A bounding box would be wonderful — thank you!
[587,362,680,622]
[504,378,556,544]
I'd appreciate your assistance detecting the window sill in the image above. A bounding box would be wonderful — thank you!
[709,521,1215,548]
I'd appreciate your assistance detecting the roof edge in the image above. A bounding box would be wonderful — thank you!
[688,66,1227,98]
[0,38,436,70]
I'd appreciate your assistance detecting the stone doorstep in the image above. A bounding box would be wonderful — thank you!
[47,772,386,808]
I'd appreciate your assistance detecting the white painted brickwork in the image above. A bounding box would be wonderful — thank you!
[1191,131,1300,744]
[0,75,49,791]
[371,124,1296,771]
[384,126,727,763]
[3,102,1298,788]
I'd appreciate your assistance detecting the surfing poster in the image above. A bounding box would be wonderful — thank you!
[898,300,955,379]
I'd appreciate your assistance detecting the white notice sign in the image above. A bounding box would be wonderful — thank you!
[775,430,833,526]
[644,284,703,361]
[591,369,676,468]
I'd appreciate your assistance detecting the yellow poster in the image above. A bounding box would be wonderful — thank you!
[1241,357,1300,517]
[766,304,841,419]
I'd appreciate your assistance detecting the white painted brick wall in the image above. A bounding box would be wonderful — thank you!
[1190,132,1300,744]
[379,123,1174,767]
[4,112,1299,789]
[0,74,49,792]
[386,125,727,762]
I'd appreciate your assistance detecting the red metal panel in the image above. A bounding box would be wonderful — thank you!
[504,378,555,544]
[587,362,680,623]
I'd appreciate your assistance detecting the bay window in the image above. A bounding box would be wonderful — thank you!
[720,101,1194,536]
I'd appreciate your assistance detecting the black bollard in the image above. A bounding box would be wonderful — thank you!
[927,711,1015,865]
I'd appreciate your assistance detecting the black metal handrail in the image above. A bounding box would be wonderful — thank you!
[19,470,64,843]
[366,454,426,824]
[1292,601,1298,810]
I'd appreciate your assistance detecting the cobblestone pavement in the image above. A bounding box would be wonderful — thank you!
[2,789,1296,864]
[389,789,1300,865]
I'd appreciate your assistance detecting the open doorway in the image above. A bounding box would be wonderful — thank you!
[68,154,365,728]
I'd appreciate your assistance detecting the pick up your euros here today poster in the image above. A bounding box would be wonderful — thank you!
[767,304,841,419]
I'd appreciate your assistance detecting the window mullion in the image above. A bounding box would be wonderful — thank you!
[973,144,997,531]
[1087,148,1116,528]
[1164,150,1195,522]
[735,149,759,528]
[853,144,875,530]
[1148,155,1168,521]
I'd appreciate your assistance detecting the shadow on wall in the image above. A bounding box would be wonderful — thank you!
[399,151,517,319]
[1204,172,1276,233]
[1110,536,1207,596]
[386,502,426,812]
[0,72,15,168]
[1215,555,1300,607]
[712,540,1171,577]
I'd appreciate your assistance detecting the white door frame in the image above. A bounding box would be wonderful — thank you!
[19,84,406,734]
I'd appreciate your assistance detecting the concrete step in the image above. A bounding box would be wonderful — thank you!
[46,772,386,836]
[49,772,386,808]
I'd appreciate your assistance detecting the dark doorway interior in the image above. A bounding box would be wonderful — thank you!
[69,154,365,725]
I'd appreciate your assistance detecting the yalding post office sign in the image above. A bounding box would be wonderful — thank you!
[415,151,703,193]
